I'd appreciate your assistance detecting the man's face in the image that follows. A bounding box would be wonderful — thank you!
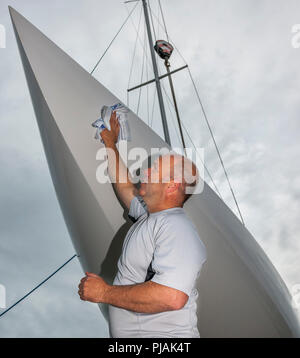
[138,156,165,199]
[138,156,176,201]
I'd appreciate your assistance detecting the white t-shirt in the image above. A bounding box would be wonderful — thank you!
[108,196,207,338]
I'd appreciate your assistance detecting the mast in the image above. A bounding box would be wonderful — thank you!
[141,0,171,146]
[164,58,187,156]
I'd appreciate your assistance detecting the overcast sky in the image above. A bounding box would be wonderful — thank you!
[0,0,300,337]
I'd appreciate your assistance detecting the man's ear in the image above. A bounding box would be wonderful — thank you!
[165,181,180,194]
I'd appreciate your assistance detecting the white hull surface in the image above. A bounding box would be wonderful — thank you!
[10,7,300,337]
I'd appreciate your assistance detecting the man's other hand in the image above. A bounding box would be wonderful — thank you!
[78,272,110,303]
[100,111,120,147]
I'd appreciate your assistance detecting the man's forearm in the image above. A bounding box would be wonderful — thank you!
[105,142,130,185]
[103,281,177,314]
[105,142,135,208]
[100,113,135,207]
[78,273,188,312]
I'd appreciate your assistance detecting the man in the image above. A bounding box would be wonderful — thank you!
[78,112,207,338]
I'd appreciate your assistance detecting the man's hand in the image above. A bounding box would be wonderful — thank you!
[100,111,120,147]
[78,273,188,313]
[78,272,110,303]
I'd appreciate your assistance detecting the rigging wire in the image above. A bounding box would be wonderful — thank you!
[187,67,245,224]
[126,0,162,125]
[126,3,143,107]
[149,7,245,225]
[145,29,150,125]
[148,0,158,42]
[126,3,171,132]
[156,0,160,42]
[137,22,147,115]
[161,83,223,199]
[150,86,157,127]
[0,254,78,319]
[126,4,153,69]
[90,1,139,75]
[158,0,169,42]
[162,84,184,147]
[148,0,163,80]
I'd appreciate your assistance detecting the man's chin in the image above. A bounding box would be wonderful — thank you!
[138,185,147,197]
[138,189,146,197]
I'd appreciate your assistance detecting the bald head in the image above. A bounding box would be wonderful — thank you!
[138,152,199,207]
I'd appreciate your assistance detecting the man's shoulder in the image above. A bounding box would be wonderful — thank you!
[154,209,207,264]
[160,208,195,230]
[157,209,203,243]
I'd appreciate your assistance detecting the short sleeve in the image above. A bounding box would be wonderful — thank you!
[128,195,147,221]
[151,215,206,296]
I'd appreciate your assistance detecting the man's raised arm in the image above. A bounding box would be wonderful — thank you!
[100,111,135,209]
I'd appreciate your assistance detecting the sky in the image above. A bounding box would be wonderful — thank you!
[0,0,300,337]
